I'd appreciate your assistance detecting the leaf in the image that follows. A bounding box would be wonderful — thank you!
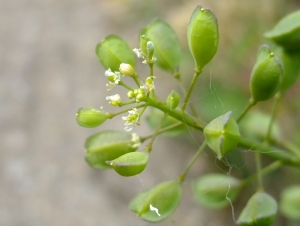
[85,131,139,169]
[141,19,181,74]
[96,35,135,71]
[130,180,182,222]
[280,185,300,220]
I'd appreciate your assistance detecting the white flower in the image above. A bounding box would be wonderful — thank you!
[133,48,143,58]
[140,77,155,91]
[105,69,122,84]
[106,94,121,106]
[122,108,140,131]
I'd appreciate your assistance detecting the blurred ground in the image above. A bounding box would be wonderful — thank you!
[0,0,299,225]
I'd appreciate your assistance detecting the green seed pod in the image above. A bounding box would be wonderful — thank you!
[250,45,283,102]
[237,191,277,226]
[193,174,241,209]
[280,185,300,220]
[106,151,149,177]
[264,10,300,51]
[141,19,181,74]
[85,131,140,170]
[96,35,135,71]
[130,180,182,222]
[187,5,219,71]
[76,107,109,128]
[166,90,180,110]
[204,111,241,159]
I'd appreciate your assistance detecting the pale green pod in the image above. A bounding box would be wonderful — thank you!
[237,191,277,226]
[130,180,181,222]
[280,185,300,220]
[166,90,180,110]
[204,111,241,159]
[187,5,219,71]
[76,107,109,128]
[106,151,149,177]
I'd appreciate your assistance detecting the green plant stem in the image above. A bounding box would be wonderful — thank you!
[118,100,136,107]
[236,98,256,123]
[149,63,155,97]
[132,74,141,87]
[138,104,148,119]
[145,113,169,152]
[181,69,201,112]
[108,104,146,118]
[240,161,282,188]
[266,93,281,143]
[273,138,300,158]
[179,141,206,182]
[255,152,263,190]
[140,122,183,143]
[119,81,134,90]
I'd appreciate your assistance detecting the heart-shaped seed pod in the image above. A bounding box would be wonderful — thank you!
[250,45,283,102]
[193,173,241,209]
[166,90,180,110]
[85,131,140,170]
[106,151,149,177]
[96,35,135,71]
[237,191,277,226]
[130,180,182,222]
[204,111,241,159]
[264,10,300,51]
[187,5,219,71]
[76,107,109,128]
[280,185,300,220]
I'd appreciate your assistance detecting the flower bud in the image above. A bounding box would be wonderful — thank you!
[193,174,241,209]
[204,111,241,159]
[76,107,109,128]
[166,90,180,110]
[106,151,149,177]
[130,180,182,222]
[280,185,300,220]
[187,5,219,71]
[250,45,283,102]
[119,63,135,76]
[237,191,277,226]
[127,90,135,99]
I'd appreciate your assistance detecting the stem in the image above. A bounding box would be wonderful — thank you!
[274,138,300,158]
[266,93,281,143]
[179,141,206,182]
[255,152,263,190]
[240,161,282,188]
[119,81,134,90]
[145,113,169,152]
[181,69,202,112]
[132,74,141,87]
[149,63,155,97]
[140,122,183,143]
[108,104,146,118]
[118,100,136,107]
[236,98,256,123]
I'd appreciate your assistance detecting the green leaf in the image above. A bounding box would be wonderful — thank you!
[237,191,277,226]
[96,35,135,71]
[264,10,300,50]
[204,111,241,159]
[193,173,241,209]
[130,180,182,222]
[85,131,140,169]
[280,185,300,220]
[141,19,181,74]
[187,5,219,71]
[146,108,187,137]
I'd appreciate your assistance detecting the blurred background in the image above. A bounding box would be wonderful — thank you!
[1,0,300,225]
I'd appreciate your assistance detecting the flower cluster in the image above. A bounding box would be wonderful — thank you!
[105,69,123,91]
[133,41,157,64]
[122,108,140,131]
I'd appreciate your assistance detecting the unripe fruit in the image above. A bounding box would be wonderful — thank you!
[106,151,149,177]
[166,90,180,110]
[250,45,283,102]
[237,191,277,226]
[76,107,109,128]
[187,5,219,71]
[204,111,241,159]
[280,185,300,220]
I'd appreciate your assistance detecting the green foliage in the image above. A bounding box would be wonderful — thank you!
[76,5,300,225]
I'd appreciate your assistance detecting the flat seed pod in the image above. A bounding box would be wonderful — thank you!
[130,180,181,222]
[106,151,149,177]
[187,5,219,71]
[264,10,300,50]
[193,174,241,209]
[166,90,180,110]
[141,19,181,74]
[96,35,135,71]
[85,131,140,169]
[204,111,241,159]
[76,107,109,128]
[237,191,277,226]
[280,185,300,220]
[250,45,283,102]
